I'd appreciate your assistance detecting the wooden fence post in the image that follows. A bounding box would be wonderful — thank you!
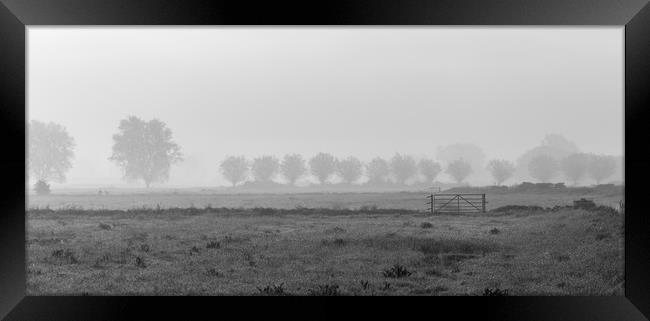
[482,194,486,213]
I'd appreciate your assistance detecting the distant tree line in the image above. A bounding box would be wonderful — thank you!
[528,153,617,185]
[219,153,449,187]
[27,117,621,194]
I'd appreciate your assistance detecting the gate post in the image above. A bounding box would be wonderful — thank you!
[482,194,486,213]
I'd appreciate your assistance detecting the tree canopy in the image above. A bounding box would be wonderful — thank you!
[487,159,515,186]
[561,153,589,185]
[28,120,75,187]
[220,156,249,187]
[252,156,279,183]
[418,159,442,184]
[336,157,363,184]
[528,155,559,183]
[309,153,337,184]
[280,154,306,186]
[109,116,182,188]
[390,153,417,185]
[446,159,472,183]
[366,157,390,184]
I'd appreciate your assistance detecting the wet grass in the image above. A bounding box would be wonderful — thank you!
[27,204,623,296]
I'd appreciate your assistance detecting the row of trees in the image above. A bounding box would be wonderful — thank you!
[221,153,453,187]
[29,117,620,193]
[528,153,617,185]
[29,117,183,193]
[220,153,618,187]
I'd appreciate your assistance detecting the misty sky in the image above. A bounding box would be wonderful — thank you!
[28,27,623,187]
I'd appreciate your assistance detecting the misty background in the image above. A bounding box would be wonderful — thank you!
[27,27,623,188]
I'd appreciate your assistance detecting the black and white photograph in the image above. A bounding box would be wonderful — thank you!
[26,27,624,296]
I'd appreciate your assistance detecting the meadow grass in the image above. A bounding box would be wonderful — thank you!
[27,202,623,296]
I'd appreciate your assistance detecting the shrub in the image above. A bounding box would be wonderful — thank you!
[206,268,224,277]
[573,198,597,210]
[257,283,287,296]
[189,246,200,255]
[51,249,78,264]
[420,222,434,229]
[308,284,340,296]
[489,228,500,235]
[382,264,412,278]
[134,256,146,268]
[34,180,51,195]
[98,223,113,230]
[321,238,347,247]
[206,241,221,249]
[482,288,509,296]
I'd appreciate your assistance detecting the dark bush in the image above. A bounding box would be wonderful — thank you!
[420,222,434,229]
[321,238,347,247]
[257,283,287,296]
[489,228,501,235]
[206,268,224,277]
[382,264,412,278]
[206,241,221,249]
[573,198,596,210]
[51,249,78,264]
[308,284,340,296]
[134,256,146,268]
[34,180,51,195]
[482,288,509,296]
[98,223,113,230]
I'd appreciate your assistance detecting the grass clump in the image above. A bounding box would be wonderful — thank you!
[308,284,340,296]
[206,268,224,277]
[482,288,509,296]
[257,283,288,296]
[134,256,146,268]
[321,238,347,247]
[206,241,221,249]
[51,249,78,264]
[382,264,412,278]
[420,222,434,229]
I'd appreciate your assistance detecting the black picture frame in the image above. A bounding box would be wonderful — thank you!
[1,0,649,320]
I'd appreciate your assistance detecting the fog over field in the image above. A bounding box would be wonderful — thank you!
[28,27,623,188]
[26,27,625,297]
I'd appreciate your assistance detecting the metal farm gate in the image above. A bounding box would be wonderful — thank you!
[426,193,486,214]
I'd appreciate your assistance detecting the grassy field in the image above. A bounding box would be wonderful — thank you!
[28,187,624,211]
[27,194,624,296]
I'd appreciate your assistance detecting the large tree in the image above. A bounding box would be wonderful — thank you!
[366,157,390,184]
[109,116,182,188]
[587,154,617,184]
[309,153,337,184]
[220,156,249,187]
[486,159,515,186]
[528,155,559,183]
[280,154,306,186]
[561,153,589,185]
[446,159,472,183]
[336,156,363,184]
[390,153,417,185]
[251,156,279,183]
[418,158,442,184]
[28,120,75,194]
